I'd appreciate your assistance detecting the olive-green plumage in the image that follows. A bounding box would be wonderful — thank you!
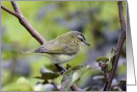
[34,31,90,64]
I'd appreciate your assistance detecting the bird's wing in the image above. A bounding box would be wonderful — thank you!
[34,41,77,55]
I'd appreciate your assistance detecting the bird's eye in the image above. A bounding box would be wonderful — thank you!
[77,35,84,42]
[80,38,83,41]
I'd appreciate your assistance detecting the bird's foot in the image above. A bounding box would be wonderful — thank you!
[54,63,66,74]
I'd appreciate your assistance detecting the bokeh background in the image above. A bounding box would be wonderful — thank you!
[1,1,126,91]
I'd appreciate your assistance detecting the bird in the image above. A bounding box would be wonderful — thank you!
[23,31,90,66]
[33,31,90,65]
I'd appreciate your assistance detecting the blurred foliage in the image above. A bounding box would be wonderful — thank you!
[61,65,91,91]
[34,67,60,84]
[1,1,126,91]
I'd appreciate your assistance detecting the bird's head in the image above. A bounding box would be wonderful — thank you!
[67,31,90,47]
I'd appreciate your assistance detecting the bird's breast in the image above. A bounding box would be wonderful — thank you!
[52,54,76,64]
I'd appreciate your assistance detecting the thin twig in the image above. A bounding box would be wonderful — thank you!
[11,1,46,45]
[103,1,126,91]
[1,5,18,17]
[1,1,78,91]
[11,1,22,14]
[103,71,107,82]
[1,1,46,45]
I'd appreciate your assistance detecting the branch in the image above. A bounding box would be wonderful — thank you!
[104,1,126,91]
[1,1,46,45]
[11,1,22,14]
[1,5,18,17]
[1,1,78,91]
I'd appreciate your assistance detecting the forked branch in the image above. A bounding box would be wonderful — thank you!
[1,1,78,91]
[1,1,46,45]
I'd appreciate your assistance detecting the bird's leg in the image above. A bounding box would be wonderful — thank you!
[54,63,66,74]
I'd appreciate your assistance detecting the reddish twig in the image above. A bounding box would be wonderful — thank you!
[1,5,18,17]
[1,1,46,45]
[1,1,78,91]
[11,1,22,14]
[104,1,126,91]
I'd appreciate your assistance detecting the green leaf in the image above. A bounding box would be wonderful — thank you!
[110,48,116,58]
[45,64,59,72]
[111,48,115,54]
[106,48,116,71]
[107,61,112,70]
[118,80,126,86]
[66,64,72,70]
[61,65,90,91]
[96,56,109,63]
[35,67,60,82]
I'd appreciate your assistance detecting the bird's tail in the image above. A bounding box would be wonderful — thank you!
[21,49,35,54]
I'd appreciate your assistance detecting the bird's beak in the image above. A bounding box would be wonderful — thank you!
[84,41,90,46]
